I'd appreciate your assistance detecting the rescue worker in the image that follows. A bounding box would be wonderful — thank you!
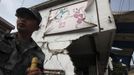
[0,7,45,75]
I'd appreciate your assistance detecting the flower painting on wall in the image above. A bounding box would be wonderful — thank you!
[45,0,96,35]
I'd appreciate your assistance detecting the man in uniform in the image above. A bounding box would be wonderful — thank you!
[0,7,45,75]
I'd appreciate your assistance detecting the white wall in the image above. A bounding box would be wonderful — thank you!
[32,0,116,75]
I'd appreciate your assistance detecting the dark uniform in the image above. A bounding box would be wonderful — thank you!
[0,33,45,75]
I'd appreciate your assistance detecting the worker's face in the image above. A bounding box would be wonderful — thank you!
[17,15,38,33]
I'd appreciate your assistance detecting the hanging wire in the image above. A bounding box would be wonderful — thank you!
[118,0,122,13]
[21,0,25,7]
[128,0,130,11]
[118,0,124,14]
[117,0,125,21]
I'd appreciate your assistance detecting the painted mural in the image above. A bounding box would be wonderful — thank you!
[45,1,96,35]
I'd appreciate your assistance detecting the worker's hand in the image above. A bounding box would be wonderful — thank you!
[27,68,42,75]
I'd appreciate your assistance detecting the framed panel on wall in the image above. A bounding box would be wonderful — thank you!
[44,0,96,35]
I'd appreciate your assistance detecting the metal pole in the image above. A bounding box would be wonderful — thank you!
[95,0,101,32]
[94,0,100,74]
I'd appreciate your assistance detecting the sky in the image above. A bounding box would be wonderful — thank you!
[0,0,134,31]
